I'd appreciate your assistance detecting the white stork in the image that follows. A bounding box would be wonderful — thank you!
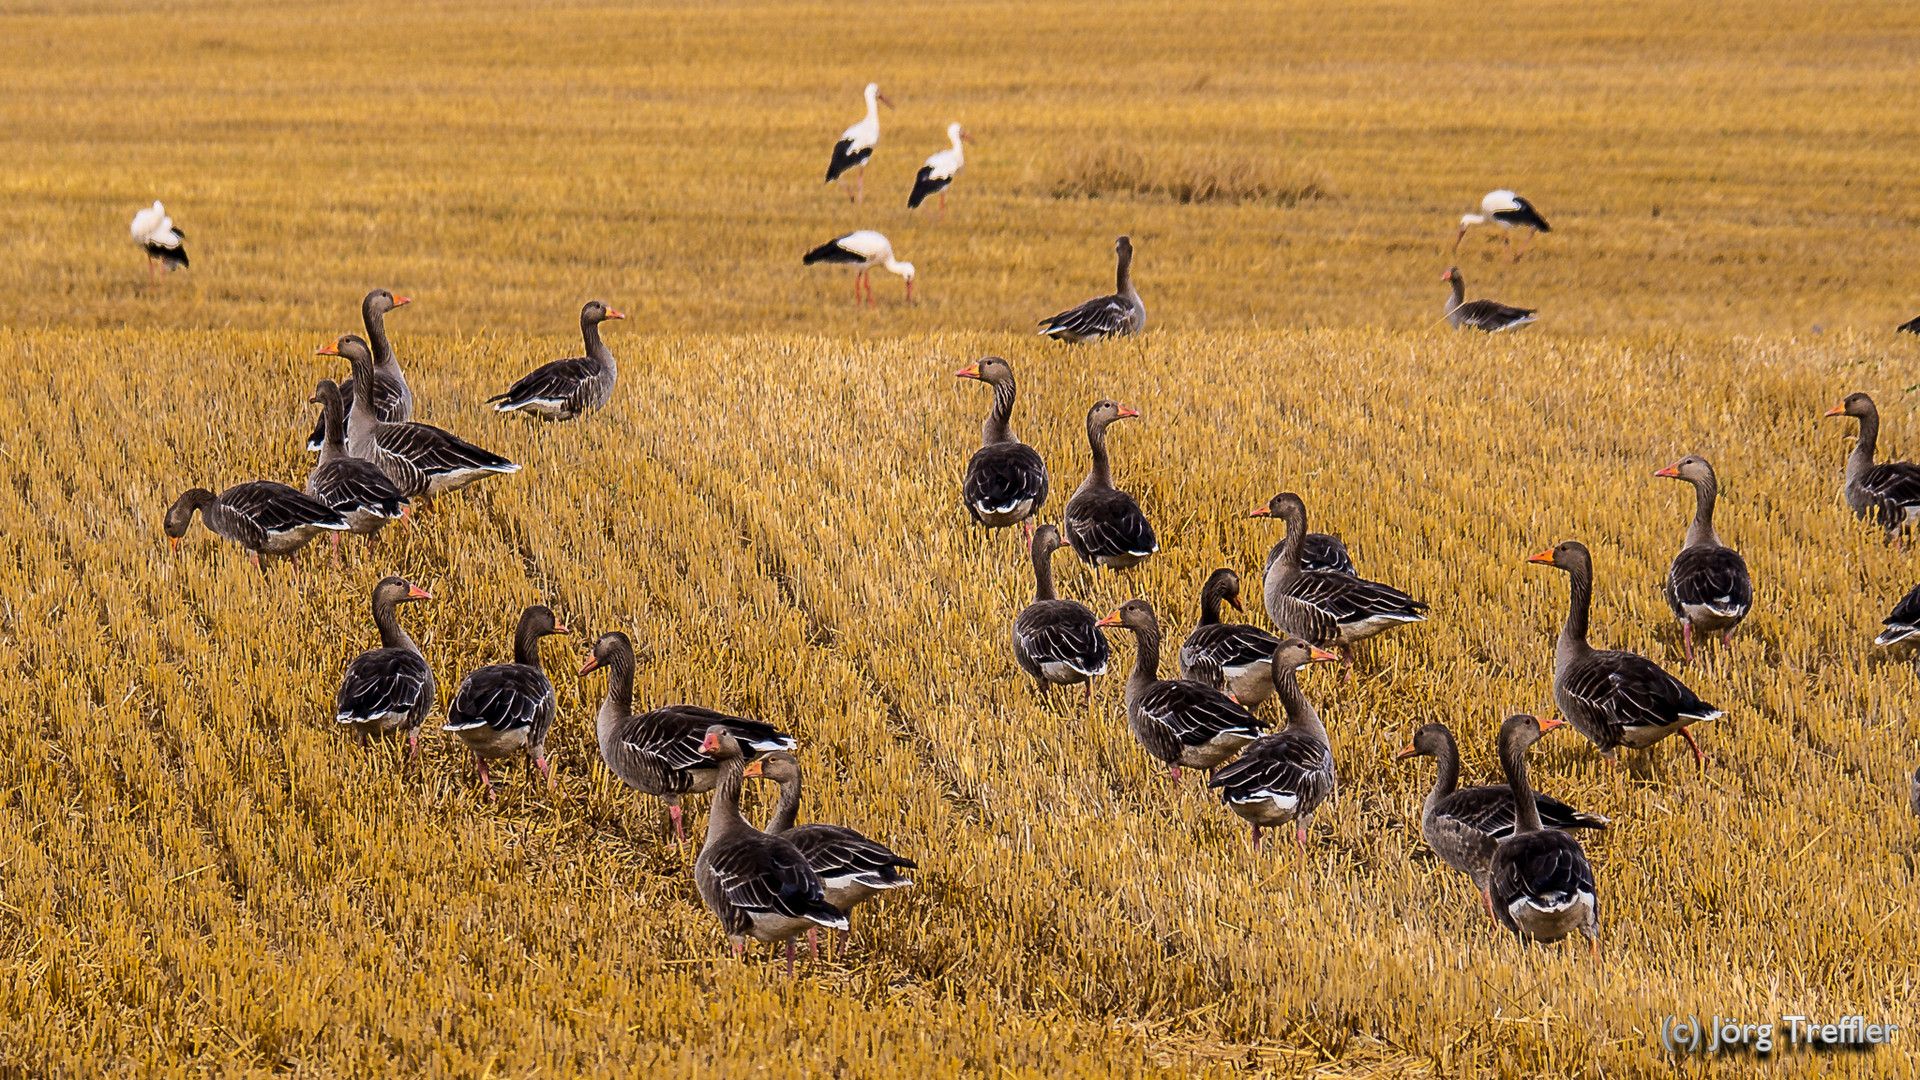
[803,231,914,306]
[1453,190,1552,260]
[907,123,972,214]
[131,201,189,282]
[825,83,892,204]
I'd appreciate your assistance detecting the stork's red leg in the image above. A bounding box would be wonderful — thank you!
[1678,726,1706,768]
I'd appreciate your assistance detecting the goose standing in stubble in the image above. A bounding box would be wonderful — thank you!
[1486,714,1600,953]
[1063,400,1157,569]
[334,576,436,758]
[488,301,626,420]
[1178,568,1284,708]
[1653,455,1751,662]
[1824,393,1920,542]
[742,751,916,959]
[1528,541,1722,767]
[306,379,408,552]
[443,605,568,798]
[1098,599,1263,781]
[1208,637,1341,851]
[164,481,348,573]
[694,728,849,976]
[578,631,797,844]
[1038,236,1145,342]
[1396,721,1608,912]
[956,357,1048,544]
[1010,524,1110,699]
[1252,491,1426,664]
[320,335,520,506]
[1439,267,1536,332]
[307,289,412,451]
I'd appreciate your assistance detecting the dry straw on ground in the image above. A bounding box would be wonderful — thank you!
[1,0,1919,1076]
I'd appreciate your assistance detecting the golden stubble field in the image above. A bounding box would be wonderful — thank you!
[4,0,1920,1077]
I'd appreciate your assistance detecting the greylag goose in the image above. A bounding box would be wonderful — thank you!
[1898,316,1919,335]
[1824,393,1920,541]
[907,123,971,212]
[1207,637,1341,850]
[1528,541,1722,766]
[1653,455,1751,661]
[825,83,891,202]
[742,751,916,958]
[1097,599,1263,780]
[1912,766,1920,818]
[803,231,914,305]
[442,605,568,798]
[578,631,796,843]
[1396,721,1608,909]
[1486,714,1600,952]
[1265,533,1356,577]
[956,357,1048,542]
[694,728,849,975]
[487,301,625,420]
[1063,400,1157,569]
[319,335,520,504]
[1875,585,1920,649]
[164,481,347,571]
[1178,568,1284,708]
[306,289,412,451]
[1452,190,1551,260]
[1253,492,1426,663]
[1010,524,1110,699]
[306,379,409,548]
[1439,267,1536,332]
[1038,236,1145,342]
[130,201,187,281]
[334,576,435,758]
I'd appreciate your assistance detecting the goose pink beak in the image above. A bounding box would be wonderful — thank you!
[407,585,432,601]
[1116,405,1140,419]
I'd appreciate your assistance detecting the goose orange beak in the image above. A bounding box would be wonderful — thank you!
[1227,595,1245,612]
[577,654,601,676]
[551,623,570,636]
[955,363,981,379]
[1537,716,1567,733]
[407,585,432,601]
[1824,403,1846,416]
[1394,742,1419,760]
[1653,463,1680,478]
[1526,548,1555,565]
[1116,405,1140,419]
[1249,503,1271,517]
[392,295,411,307]
[315,339,341,356]
[741,760,765,779]
[605,309,626,320]
[169,536,180,553]
[1095,611,1123,627]
[1307,646,1339,663]
[700,732,724,754]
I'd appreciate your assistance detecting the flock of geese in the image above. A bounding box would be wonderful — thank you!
[137,82,1920,971]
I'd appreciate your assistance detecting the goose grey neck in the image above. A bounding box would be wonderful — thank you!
[1684,474,1721,549]
[513,615,547,667]
[1559,560,1593,654]
[1275,503,1308,581]
[1196,585,1226,626]
[768,773,802,834]
[317,390,349,466]
[982,379,1017,446]
[1125,624,1164,699]
[705,754,751,844]
[597,646,635,721]
[1030,543,1057,603]
[1085,417,1114,490]
[1848,410,1880,483]
[371,593,418,654]
[1272,667,1327,744]
[345,350,379,455]
[1422,730,1462,820]
[363,298,397,371]
[1115,247,1134,298]
[1500,730,1544,835]
[582,316,615,368]
[1445,275,1466,315]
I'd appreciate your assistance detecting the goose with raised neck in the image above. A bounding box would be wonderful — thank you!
[320,334,520,503]
[693,729,849,975]
[1178,567,1284,707]
[1009,524,1109,697]
[1528,540,1722,766]
[956,357,1048,541]
[1485,715,1600,950]
[1253,491,1426,664]
[578,630,797,844]
[1062,399,1157,569]
[1825,392,1920,540]
[1653,454,1752,661]
[442,605,568,798]
[487,300,626,420]
[307,289,411,450]
[1098,599,1262,778]
[1038,236,1146,342]
[306,379,408,547]
[334,576,436,757]
[1208,637,1341,850]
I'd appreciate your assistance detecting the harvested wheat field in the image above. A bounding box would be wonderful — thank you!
[3,0,1920,1076]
